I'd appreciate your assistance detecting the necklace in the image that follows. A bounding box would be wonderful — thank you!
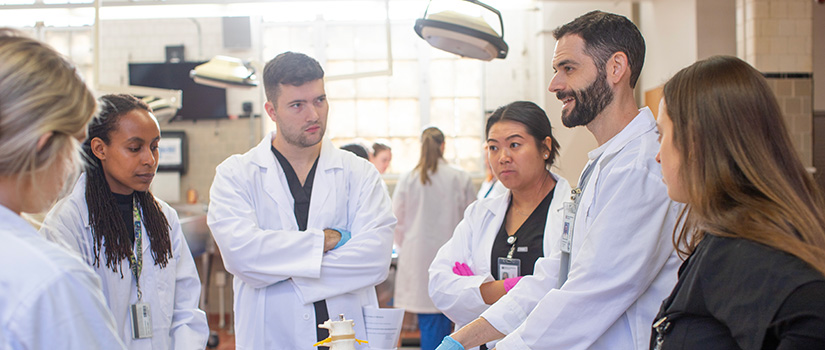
[513,206,532,217]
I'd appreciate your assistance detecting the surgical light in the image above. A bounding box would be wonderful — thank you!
[414,0,508,61]
[190,55,258,89]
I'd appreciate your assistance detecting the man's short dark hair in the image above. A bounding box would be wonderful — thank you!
[263,51,324,105]
[552,11,645,88]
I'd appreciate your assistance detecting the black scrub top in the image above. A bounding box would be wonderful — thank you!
[490,186,555,280]
[271,145,319,231]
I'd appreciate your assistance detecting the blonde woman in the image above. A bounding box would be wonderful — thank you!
[652,55,825,349]
[0,28,125,349]
[393,127,476,350]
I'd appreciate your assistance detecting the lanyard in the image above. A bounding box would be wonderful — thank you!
[558,156,600,288]
[572,157,599,204]
[505,235,517,259]
[128,196,144,301]
[483,179,498,198]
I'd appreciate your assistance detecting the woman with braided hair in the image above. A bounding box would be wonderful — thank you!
[40,94,208,349]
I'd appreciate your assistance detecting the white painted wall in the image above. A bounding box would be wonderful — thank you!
[638,0,698,103]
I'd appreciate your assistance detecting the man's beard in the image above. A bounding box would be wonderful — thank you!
[557,70,614,128]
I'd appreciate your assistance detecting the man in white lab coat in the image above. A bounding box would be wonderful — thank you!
[207,52,396,349]
[437,11,682,350]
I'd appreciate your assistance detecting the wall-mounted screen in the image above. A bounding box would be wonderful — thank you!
[129,62,227,120]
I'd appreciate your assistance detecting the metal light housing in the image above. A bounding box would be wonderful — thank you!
[414,0,508,61]
[190,55,258,89]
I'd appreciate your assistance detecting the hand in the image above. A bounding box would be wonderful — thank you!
[503,276,523,292]
[435,335,465,350]
[452,262,474,276]
[323,229,341,252]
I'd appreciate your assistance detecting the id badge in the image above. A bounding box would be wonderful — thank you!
[560,202,577,253]
[497,257,521,280]
[130,302,153,339]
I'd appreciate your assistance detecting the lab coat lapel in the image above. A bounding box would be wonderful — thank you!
[307,139,342,227]
[476,191,511,273]
[251,133,299,229]
[577,108,657,233]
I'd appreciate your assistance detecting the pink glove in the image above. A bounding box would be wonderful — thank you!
[452,262,474,276]
[503,276,523,292]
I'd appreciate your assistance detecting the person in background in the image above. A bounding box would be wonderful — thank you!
[370,141,392,175]
[429,101,571,350]
[651,55,825,349]
[476,144,506,200]
[341,143,370,160]
[0,28,125,349]
[207,51,395,349]
[393,126,476,350]
[40,94,209,349]
[438,11,681,349]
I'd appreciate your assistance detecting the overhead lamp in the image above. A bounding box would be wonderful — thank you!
[414,0,508,61]
[190,55,258,89]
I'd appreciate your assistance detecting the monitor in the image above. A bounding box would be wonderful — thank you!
[129,62,228,120]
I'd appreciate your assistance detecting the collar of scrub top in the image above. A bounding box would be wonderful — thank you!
[249,133,345,173]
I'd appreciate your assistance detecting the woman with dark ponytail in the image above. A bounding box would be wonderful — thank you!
[392,126,477,350]
[41,94,208,349]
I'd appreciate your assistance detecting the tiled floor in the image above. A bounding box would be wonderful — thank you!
[207,314,235,350]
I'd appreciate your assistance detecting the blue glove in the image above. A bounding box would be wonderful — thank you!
[332,228,351,250]
[435,335,465,350]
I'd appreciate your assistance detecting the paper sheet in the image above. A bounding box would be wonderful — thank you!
[362,307,405,350]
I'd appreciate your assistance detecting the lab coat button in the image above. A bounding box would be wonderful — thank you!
[303,313,310,320]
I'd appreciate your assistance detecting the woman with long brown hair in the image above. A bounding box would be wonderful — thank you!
[393,126,477,350]
[652,55,825,349]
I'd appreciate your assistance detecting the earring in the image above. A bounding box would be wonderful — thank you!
[544,154,549,159]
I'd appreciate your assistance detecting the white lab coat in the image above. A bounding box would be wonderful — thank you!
[1,204,125,349]
[393,159,476,314]
[480,108,682,350]
[428,173,571,348]
[40,174,209,350]
[207,134,396,350]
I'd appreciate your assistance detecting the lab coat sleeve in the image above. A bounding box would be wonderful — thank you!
[290,162,396,303]
[392,174,408,248]
[428,202,495,326]
[207,158,325,289]
[7,263,126,349]
[164,208,209,350]
[483,164,676,350]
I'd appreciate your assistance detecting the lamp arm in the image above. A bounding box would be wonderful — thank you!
[464,0,504,38]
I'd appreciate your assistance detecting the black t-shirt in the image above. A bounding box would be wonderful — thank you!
[113,192,135,245]
[490,186,555,280]
[651,234,825,350]
[271,146,319,231]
